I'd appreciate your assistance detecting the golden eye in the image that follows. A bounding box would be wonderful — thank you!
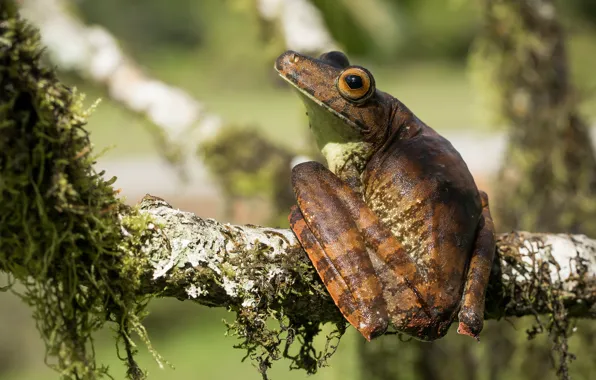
[337,67,375,103]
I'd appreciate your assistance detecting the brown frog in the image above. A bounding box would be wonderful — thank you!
[275,50,496,342]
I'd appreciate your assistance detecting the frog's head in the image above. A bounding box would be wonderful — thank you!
[275,50,398,150]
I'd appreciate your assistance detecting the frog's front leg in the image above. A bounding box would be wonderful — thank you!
[457,190,496,340]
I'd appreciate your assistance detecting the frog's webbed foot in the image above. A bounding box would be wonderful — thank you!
[457,190,496,340]
[289,162,397,340]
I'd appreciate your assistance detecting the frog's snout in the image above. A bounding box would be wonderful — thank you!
[274,50,301,74]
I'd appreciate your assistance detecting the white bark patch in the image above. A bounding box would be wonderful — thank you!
[152,255,178,280]
[545,234,596,278]
[223,276,239,297]
[510,233,596,291]
[186,284,208,299]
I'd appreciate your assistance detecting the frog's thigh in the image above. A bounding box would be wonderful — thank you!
[291,162,389,340]
[457,190,496,339]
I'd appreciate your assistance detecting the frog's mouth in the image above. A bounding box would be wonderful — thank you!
[293,82,357,128]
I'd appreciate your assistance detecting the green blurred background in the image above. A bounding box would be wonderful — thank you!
[1,0,596,379]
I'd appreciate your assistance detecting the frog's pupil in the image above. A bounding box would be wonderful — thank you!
[345,75,363,90]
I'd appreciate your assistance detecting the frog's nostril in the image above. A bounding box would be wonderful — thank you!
[275,50,299,72]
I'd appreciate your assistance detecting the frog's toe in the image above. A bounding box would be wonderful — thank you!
[358,317,388,341]
[457,322,480,341]
[457,306,483,341]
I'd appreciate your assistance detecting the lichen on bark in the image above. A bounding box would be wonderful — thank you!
[138,195,346,377]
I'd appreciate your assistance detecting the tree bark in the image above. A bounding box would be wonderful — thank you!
[135,195,596,322]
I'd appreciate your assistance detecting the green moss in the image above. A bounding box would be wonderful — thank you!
[0,7,158,379]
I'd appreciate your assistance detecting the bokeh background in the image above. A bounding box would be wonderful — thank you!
[1,0,596,379]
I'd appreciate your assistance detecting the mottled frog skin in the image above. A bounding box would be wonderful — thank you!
[275,51,496,341]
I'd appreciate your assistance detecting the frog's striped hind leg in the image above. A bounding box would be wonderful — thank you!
[289,162,390,340]
[290,161,424,340]
[457,190,496,340]
[289,206,367,333]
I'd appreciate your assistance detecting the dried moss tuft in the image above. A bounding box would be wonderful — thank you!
[494,234,587,380]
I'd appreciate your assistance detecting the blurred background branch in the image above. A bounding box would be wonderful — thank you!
[18,0,225,178]
[255,0,337,54]
[474,0,596,235]
[470,1,596,379]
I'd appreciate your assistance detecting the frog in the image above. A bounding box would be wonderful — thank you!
[275,50,496,342]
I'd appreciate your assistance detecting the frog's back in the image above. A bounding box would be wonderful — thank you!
[362,123,482,309]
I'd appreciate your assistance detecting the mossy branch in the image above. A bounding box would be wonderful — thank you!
[136,195,596,322]
[471,0,596,235]
[136,196,596,376]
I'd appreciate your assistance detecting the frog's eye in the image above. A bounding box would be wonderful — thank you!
[337,67,375,103]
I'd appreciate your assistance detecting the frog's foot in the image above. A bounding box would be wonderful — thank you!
[457,190,496,340]
[457,315,481,341]
[289,161,397,341]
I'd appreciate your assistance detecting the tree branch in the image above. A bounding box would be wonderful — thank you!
[19,0,224,174]
[256,0,338,54]
[137,195,596,324]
